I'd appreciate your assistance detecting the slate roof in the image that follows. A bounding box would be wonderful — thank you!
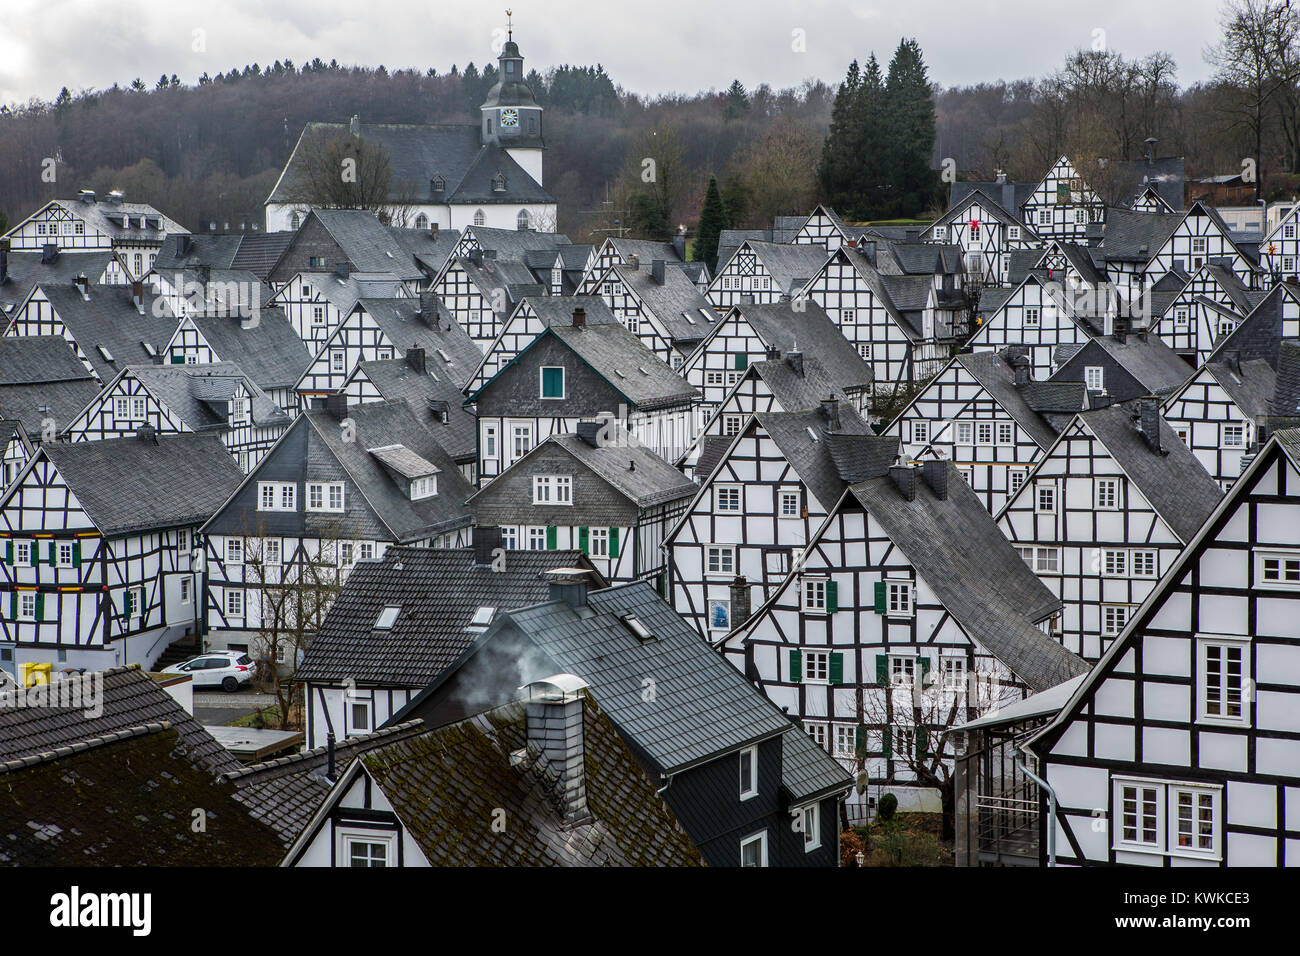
[733,301,873,391]
[124,362,289,430]
[47,196,187,241]
[387,225,463,277]
[1075,333,1194,397]
[731,241,829,296]
[848,463,1087,693]
[35,433,244,536]
[551,432,697,507]
[0,250,113,315]
[270,123,554,206]
[612,263,717,345]
[1206,357,1277,420]
[0,334,95,385]
[154,232,296,283]
[280,270,405,316]
[755,408,891,509]
[224,721,426,846]
[459,252,547,306]
[350,357,476,461]
[482,582,800,772]
[751,353,868,410]
[306,400,476,541]
[606,237,683,264]
[694,436,732,477]
[0,664,240,776]
[715,219,806,268]
[296,546,602,687]
[467,225,573,260]
[305,208,427,281]
[955,351,1070,449]
[36,282,179,380]
[1097,208,1182,262]
[350,297,482,389]
[1077,402,1223,542]
[545,324,699,410]
[353,694,703,866]
[1113,156,1186,211]
[187,308,313,390]
[835,247,917,341]
[949,180,1036,216]
[0,723,283,866]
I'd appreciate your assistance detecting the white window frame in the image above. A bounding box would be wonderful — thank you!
[1103,549,1127,577]
[800,803,821,852]
[1256,549,1300,589]
[410,475,437,500]
[833,724,856,759]
[911,420,930,445]
[1094,478,1119,510]
[804,720,829,749]
[1131,550,1157,578]
[714,484,742,513]
[226,589,243,617]
[1036,484,1056,514]
[1024,306,1041,328]
[1114,778,1163,852]
[1084,366,1105,392]
[226,538,243,565]
[954,421,973,446]
[337,828,397,868]
[804,649,830,684]
[1101,604,1130,636]
[778,487,801,519]
[1197,635,1250,726]
[532,475,573,506]
[705,545,736,577]
[739,746,758,800]
[886,580,913,617]
[345,697,372,736]
[740,830,768,867]
[803,577,828,614]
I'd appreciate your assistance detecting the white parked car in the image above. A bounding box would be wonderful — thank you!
[162,651,258,693]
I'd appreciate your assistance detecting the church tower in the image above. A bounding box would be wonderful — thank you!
[480,15,544,185]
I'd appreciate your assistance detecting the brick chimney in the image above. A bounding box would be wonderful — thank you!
[572,306,586,328]
[786,350,804,377]
[418,290,439,324]
[131,281,145,314]
[406,346,426,373]
[520,675,591,827]
[820,396,841,432]
[74,274,90,300]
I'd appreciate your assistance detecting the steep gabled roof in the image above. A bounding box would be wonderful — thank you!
[847,464,1086,692]
[612,263,716,345]
[755,407,889,509]
[1096,208,1182,262]
[349,356,477,461]
[953,350,1071,449]
[733,301,873,391]
[0,250,114,315]
[184,308,312,390]
[36,282,179,380]
[36,433,244,536]
[304,208,426,280]
[350,297,481,388]
[1076,402,1223,542]
[546,432,697,508]
[125,361,288,430]
[730,240,829,296]
[544,324,699,410]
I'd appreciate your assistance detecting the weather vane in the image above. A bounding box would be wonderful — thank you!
[506,9,513,41]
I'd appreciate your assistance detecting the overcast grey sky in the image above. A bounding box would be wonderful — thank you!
[0,0,1227,108]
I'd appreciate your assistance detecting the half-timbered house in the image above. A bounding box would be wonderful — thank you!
[928,186,1039,287]
[885,348,1084,515]
[201,398,474,651]
[1018,157,1105,242]
[61,362,290,473]
[706,240,828,312]
[268,270,407,352]
[996,400,1224,661]
[681,299,872,432]
[967,272,1093,382]
[668,402,896,638]
[466,318,698,482]
[0,431,242,672]
[798,245,946,391]
[2,192,188,284]
[1026,427,1300,867]
[587,259,717,368]
[721,459,1087,818]
[1050,327,1193,403]
[0,335,102,448]
[1151,262,1265,365]
[295,296,480,407]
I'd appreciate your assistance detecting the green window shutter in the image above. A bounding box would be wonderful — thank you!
[72,540,81,568]
[34,592,44,620]
[48,542,56,565]
[734,352,748,370]
[578,526,589,554]
[875,654,888,687]
[541,366,564,397]
[855,724,868,760]
[920,657,932,687]
[829,651,843,684]
[873,581,886,614]
[917,727,929,760]
[171,354,186,365]
[790,648,802,683]
[608,527,620,558]
[545,526,557,550]
[3,541,10,566]
[882,727,892,758]
[8,592,15,619]
[827,581,838,613]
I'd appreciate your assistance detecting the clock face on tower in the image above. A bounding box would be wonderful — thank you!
[501,108,519,128]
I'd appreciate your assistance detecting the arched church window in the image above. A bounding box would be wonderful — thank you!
[415,213,428,230]
[517,209,530,231]
[290,211,301,230]
[474,209,486,227]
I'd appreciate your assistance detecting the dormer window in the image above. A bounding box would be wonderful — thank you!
[230,396,249,424]
[492,173,507,193]
[431,175,445,192]
[410,475,437,500]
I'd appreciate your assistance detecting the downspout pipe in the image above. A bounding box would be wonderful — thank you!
[1016,755,1057,867]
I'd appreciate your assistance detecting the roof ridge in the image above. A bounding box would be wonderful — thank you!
[221,719,426,782]
[0,721,172,774]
